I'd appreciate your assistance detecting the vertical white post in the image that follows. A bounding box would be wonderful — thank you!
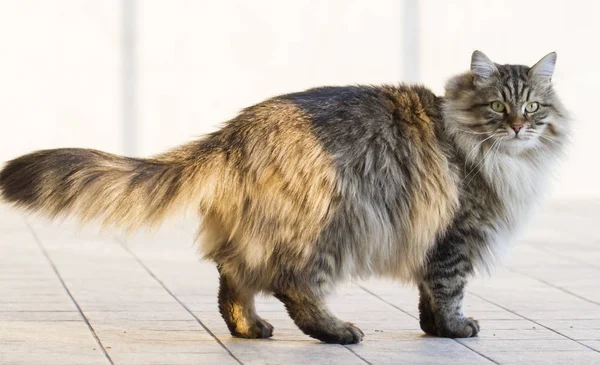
[122,0,137,156]
[401,0,420,83]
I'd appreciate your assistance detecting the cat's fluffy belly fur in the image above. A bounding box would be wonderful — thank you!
[0,51,568,344]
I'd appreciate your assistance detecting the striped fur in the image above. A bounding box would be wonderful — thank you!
[0,51,568,344]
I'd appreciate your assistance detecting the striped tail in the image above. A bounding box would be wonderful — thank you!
[0,146,204,230]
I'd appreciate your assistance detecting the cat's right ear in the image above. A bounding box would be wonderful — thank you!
[470,50,498,86]
[528,52,557,81]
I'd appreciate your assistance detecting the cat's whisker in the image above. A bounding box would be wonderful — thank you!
[486,138,502,182]
[534,134,563,161]
[538,134,561,147]
[462,137,500,187]
[465,133,497,162]
[536,141,561,161]
[456,129,493,135]
[462,133,496,177]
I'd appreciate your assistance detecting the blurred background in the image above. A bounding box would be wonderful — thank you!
[0,0,598,201]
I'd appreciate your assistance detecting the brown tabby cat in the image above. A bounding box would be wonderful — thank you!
[0,51,568,344]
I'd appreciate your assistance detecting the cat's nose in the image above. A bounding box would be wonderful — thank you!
[512,125,524,134]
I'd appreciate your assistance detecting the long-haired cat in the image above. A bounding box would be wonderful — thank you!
[0,51,568,344]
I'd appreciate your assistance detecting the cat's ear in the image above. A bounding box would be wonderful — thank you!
[528,52,557,81]
[470,50,498,85]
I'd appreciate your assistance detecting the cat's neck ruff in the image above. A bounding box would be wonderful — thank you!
[446,125,566,272]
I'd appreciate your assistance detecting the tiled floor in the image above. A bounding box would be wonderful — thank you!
[1,201,599,365]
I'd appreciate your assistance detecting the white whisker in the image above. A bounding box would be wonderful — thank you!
[538,134,561,147]
[485,137,501,183]
[462,133,497,177]
[535,140,561,161]
[456,129,493,135]
[462,137,501,188]
[466,133,497,161]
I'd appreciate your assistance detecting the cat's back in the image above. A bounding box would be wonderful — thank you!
[221,84,444,158]
[279,84,453,191]
[280,85,443,154]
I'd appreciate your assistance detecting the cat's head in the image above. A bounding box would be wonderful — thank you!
[443,51,569,157]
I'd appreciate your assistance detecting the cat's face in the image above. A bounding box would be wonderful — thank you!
[444,51,568,156]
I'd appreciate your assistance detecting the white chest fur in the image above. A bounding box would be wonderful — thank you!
[474,150,558,269]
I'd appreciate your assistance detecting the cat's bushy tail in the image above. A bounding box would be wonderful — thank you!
[0,144,209,230]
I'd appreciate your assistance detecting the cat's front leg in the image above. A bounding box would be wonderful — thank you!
[418,240,480,338]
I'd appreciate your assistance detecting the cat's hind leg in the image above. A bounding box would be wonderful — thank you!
[218,268,274,339]
[274,289,364,344]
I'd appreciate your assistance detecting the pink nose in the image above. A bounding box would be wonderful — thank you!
[512,125,524,134]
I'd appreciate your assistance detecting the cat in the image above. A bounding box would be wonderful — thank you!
[0,51,568,344]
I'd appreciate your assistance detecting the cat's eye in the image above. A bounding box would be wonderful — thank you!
[525,101,539,113]
[490,101,505,113]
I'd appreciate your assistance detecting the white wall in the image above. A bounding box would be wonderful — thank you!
[0,1,121,157]
[0,1,598,200]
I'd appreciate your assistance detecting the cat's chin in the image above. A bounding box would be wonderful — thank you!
[498,137,539,156]
[498,138,537,156]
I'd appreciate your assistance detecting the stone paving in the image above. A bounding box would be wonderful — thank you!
[1,201,599,365]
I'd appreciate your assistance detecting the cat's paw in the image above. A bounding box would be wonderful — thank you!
[231,317,274,339]
[338,322,365,344]
[436,317,480,338]
[418,305,438,336]
[311,322,365,344]
[252,318,275,338]
[419,316,437,336]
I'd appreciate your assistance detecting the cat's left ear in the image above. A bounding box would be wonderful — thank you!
[528,52,557,81]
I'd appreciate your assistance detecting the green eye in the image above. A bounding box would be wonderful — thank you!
[525,101,539,113]
[490,101,505,113]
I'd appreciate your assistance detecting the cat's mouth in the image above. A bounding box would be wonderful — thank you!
[496,134,539,154]
[492,128,534,143]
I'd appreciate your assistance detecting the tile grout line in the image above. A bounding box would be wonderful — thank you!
[508,268,600,306]
[469,291,600,354]
[116,238,244,365]
[25,219,114,365]
[356,284,501,365]
[330,286,371,363]
[0,310,78,312]
[522,243,600,271]
[343,344,372,365]
[356,284,419,320]
[451,340,501,365]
